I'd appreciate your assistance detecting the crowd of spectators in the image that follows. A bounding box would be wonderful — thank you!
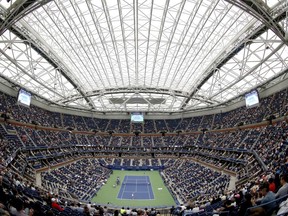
[42,159,111,201]
[1,162,288,216]
[162,159,230,203]
[9,155,230,207]
[1,165,168,216]
[0,87,288,215]
[1,116,287,186]
[3,88,283,134]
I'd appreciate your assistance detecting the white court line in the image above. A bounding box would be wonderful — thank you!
[120,181,127,199]
[147,176,154,199]
[146,184,152,199]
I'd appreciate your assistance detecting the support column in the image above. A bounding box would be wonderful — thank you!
[35,172,42,187]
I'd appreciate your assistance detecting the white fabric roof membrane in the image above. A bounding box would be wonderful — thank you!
[0,0,287,113]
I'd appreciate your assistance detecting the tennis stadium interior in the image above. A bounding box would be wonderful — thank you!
[0,0,288,216]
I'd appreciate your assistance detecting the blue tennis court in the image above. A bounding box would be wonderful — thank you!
[117,175,154,200]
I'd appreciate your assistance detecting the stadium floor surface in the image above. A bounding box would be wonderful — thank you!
[117,175,154,200]
[91,170,176,208]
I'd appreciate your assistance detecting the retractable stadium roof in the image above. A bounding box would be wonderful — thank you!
[0,0,287,113]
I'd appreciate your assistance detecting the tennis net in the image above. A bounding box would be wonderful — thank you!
[122,181,150,186]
